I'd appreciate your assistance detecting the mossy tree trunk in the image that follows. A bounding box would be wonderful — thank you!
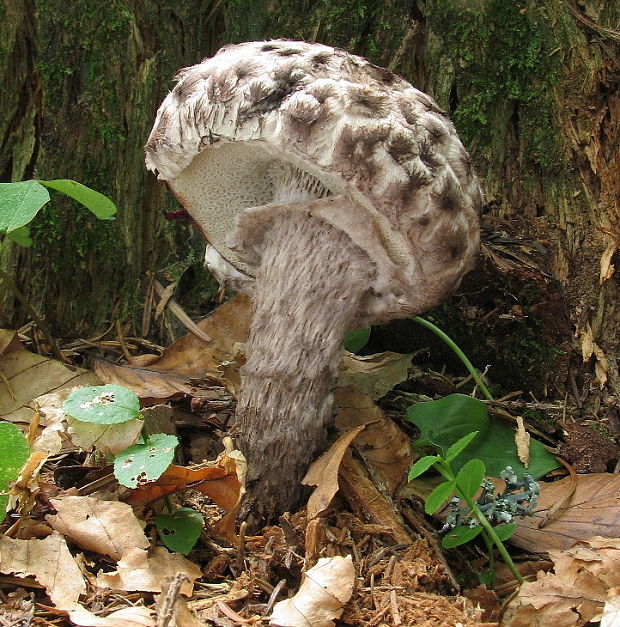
[1,0,223,337]
[224,0,620,400]
[3,0,619,404]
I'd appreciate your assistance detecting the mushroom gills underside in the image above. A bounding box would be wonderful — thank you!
[170,142,334,277]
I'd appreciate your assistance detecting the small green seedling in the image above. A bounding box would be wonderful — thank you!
[409,432,539,586]
[63,384,203,553]
[0,422,30,524]
[155,507,205,555]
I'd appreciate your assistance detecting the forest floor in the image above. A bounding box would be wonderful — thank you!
[1,294,619,626]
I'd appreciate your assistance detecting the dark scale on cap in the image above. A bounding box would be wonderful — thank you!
[399,166,433,205]
[387,131,418,165]
[419,138,443,171]
[308,83,335,103]
[247,80,273,105]
[234,61,258,80]
[311,52,332,66]
[272,64,303,88]
[347,86,390,117]
[366,63,399,86]
[275,47,303,57]
[261,44,280,52]
[398,99,419,126]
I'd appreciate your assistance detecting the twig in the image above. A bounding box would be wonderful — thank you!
[236,520,247,571]
[537,456,577,528]
[389,589,402,626]
[264,579,286,615]
[0,266,67,363]
[115,319,132,362]
[388,20,419,72]
[153,279,212,343]
[155,573,189,627]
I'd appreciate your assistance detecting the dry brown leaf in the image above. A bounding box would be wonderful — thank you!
[576,322,609,388]
[95,294,251,399]
[125,442,244,511]
[515,416,530,467]
[46,496,150,560]
[334,385,412,495]
[509,473,620,553]
[0,347,100,425]
[0,531,86,611]
[97,546,202,596]
[0,329,22,355]
[503,536,620,626]
[338,351,412,399]
[93,359,224,401]
[270,555,355,627]
[69,604,155,626]
[303,424,369,520]
[599,239,618,284]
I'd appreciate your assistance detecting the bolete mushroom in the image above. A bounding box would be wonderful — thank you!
[146,40,482,523]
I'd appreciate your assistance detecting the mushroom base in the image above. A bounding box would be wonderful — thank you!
[236,210,374,525]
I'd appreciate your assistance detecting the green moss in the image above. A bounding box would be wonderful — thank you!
[223,0,410,65]
[425,0,564,173]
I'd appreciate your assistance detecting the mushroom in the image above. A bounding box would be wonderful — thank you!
[145,40,482,523]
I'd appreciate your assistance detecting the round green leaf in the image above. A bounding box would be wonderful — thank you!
[0,180,50,233]
[406,394,490,454]
[114,433,178,488]
[425,480,455,515]
[442,524,483,549]
[344,327,371,353]
[455,458,486,501]
[63,385,140,425]
[39,179,116,220]
[408,455,438,481]
[156,507,204,555]
[0,422,30,524]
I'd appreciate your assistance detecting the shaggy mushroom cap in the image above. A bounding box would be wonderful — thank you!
[145,39,482,325]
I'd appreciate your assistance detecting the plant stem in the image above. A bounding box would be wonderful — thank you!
[413,316,494,402]
[437,458,523,586]
[462,492,524,585]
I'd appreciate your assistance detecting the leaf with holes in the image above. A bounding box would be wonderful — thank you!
[156,507,204,555]
[63,385,140,425]
[0,423,30,523]
[114,433,178,488]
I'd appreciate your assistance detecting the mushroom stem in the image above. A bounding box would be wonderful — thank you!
[236,209,373,524]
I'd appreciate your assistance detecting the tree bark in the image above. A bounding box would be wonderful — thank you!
[1,0,224,337]
[2,0,618,399]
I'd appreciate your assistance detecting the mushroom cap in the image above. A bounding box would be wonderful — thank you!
[145,40,482,324]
